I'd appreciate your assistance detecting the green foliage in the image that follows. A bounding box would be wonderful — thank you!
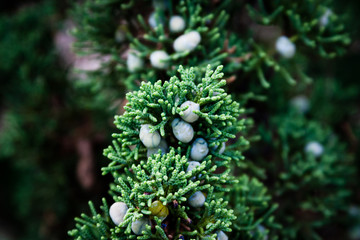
[70,146,237,239]
[71,0,238,91]
[228,175,280,240]
[69,0,353,99]
[247,0,350,58]
[68,199,112,240]
[222,0,351,89]
[69,65,278,239]
[0,2,112,239]
[257,112,354,239]
[111,148,232,205]
[0,1,59,107]
[103,65,248,175]
[67,0,359,239]
[112,149,235,239]
[1,0,359,239]
[234,38,298,88]
[309,76,359,125]
[0,2,74,239]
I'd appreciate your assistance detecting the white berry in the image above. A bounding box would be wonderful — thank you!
[131,217,151,235]
[150,50,169,69]
[186,161,202,180]
[275,36,296,59]
[320,9,332,27]
[148,12,162,28]
[173,31,201,52]
[186,161,200,173]
[191,138,209,161]
[305,141,324,157]
[180,101,200,123]
[290,95,310,113]
[147,139,168,157]
[171,118,194,143]
[109,202,128,225]
[188,191,206,208]
[169,15,185,33]
[217,230,228,240]
[139,124,161,148]
[127,50,143,72]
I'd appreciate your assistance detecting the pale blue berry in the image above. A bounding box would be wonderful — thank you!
[140,124,161,148]
[191,138,209,161]
[171,118,194,143]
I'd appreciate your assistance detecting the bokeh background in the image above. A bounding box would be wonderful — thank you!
[0,0,360,239]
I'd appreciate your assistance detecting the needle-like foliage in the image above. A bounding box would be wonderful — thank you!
[257,112,354,239]
[70,148,237,239]
[103,65,248,175]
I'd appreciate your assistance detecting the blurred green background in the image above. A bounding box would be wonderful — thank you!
[0,0,359,239]
[0,1,114,239]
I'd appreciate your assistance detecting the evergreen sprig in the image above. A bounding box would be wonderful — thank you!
[71,0,239,94]
[70,149,237,239]
[68,199,113,240]
[228,175,280,240]
[110,147,235,205]
[67,1,358,239]
[103,65,248,175]
[68,65,274,240]
[120,0,233,89]
[230,36,298,88]
[247,0,350,58]
[259,112,354,239]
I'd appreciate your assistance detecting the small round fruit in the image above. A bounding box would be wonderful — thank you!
[217,230,228,240]
[109,202,128,225]
[150,50,169,69]
[190,138,209,161]
[139,124,161,148]
[147,139,168,158]
[186,161,201,173]
[171,118,194,143]
[275,36,296,59]
[149,200,169,220]
[173,31,201,52]
[127,50,143,72]
[169,15,186,33]
[131,217,151,235]
[188,191,206,208]
[305,141,324,157]
[180,101,200,123]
